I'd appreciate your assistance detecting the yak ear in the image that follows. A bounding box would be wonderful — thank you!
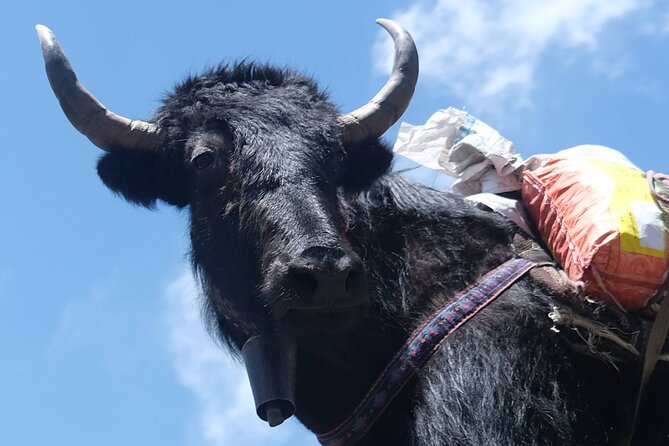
[97,151,189,208]
[339,139,393,191]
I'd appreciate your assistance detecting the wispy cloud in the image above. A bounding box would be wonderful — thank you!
[375,0,651,113]
[164,271,315,446]
[49,282,115,356]
[638,3,669,34]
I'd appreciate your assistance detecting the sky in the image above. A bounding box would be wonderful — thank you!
[3,0,669,445]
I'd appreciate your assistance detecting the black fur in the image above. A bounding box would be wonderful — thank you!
[95,62,669,445]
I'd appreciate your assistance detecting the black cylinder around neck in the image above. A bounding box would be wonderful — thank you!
[241,334,297,427]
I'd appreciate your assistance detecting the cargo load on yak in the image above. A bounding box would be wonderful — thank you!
[394,107,669,432]
[394,107,669,313]
[394,109,669,434]
[523,147,669,311]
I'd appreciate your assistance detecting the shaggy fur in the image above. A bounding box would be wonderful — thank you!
[96,62,669,445]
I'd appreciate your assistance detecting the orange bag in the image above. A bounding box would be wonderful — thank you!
[522,145,669,311]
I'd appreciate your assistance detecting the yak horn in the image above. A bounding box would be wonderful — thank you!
[339,19,419,145]
[36,25,160,152]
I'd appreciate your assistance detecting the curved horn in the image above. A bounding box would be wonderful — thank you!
[36,25,160,152]
[339,19,419,145]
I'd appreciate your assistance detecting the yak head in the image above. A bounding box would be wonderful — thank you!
[37,20,418,350]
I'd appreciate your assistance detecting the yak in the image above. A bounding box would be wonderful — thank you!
[37,20,669,445]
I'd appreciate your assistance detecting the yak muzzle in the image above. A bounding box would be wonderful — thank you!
[272,246,369,332]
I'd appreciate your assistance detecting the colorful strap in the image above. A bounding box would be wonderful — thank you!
[317,257,538,446]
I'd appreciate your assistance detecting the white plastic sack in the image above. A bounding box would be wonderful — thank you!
[393,107,524,196]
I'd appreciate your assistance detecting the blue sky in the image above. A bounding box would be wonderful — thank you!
[4,1,669,445]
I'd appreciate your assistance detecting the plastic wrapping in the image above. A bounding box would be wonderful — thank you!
[393,107,523,195]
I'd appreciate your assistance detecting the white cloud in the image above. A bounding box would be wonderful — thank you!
[375,0,646,113]
[164,271,315,446]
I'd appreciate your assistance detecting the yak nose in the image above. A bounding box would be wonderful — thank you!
[285,247,367,307]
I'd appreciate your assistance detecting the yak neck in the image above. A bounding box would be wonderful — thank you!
[291,174,521,437]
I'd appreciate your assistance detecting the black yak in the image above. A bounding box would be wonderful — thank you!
[37,20,669,445]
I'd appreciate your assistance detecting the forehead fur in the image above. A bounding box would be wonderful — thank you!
[153,61,339,138]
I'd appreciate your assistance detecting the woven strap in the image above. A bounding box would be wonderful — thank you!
[621,273,669,446]
[316,257,538,446]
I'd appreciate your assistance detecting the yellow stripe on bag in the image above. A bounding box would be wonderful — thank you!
[588,160,666,258]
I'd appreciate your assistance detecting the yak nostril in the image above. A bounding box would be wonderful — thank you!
[291,272,319,296]
[345,268,359,293]
[282,247,367,306]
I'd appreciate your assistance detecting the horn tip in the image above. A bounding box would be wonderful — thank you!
[374,18,406,39]
[35,24,52,37]
[375,18,396,29]
[35,24,57,49]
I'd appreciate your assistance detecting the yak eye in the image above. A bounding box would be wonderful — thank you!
[192,149,215,169]
[194,152,214,169]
